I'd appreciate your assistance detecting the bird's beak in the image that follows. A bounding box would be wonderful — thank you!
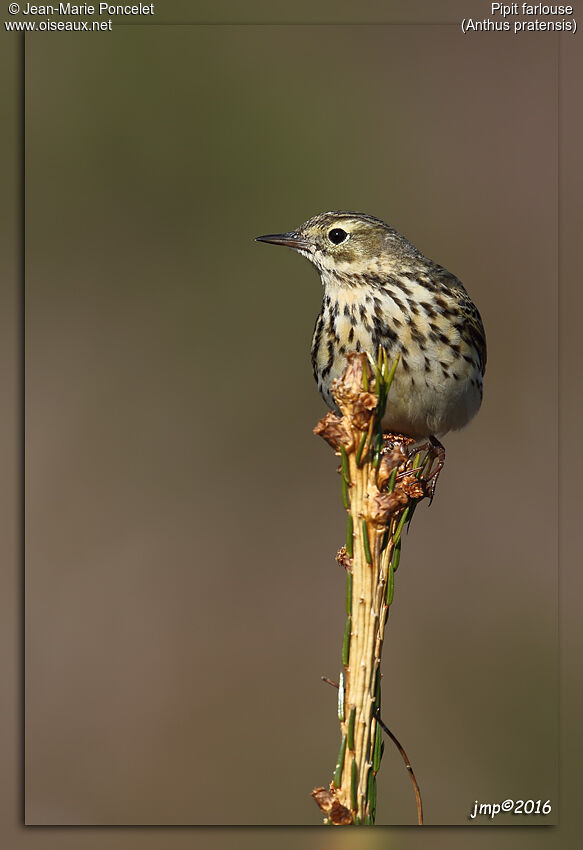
[255,231,313,251]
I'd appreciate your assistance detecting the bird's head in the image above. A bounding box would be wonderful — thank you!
[256,211,416,282]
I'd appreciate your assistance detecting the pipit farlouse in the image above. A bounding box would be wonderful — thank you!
[256,211,486,480]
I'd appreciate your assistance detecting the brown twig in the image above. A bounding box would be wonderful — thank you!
[374,714,424,826]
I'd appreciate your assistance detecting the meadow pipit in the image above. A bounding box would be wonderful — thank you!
[256,211,486,446]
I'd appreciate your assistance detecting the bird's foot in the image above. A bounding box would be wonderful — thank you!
[408,435,446,504]
[381,432,416,454]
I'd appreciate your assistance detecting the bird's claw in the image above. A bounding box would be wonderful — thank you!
[409,435,445,505]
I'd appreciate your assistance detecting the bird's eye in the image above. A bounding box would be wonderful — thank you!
[328,228,349,245]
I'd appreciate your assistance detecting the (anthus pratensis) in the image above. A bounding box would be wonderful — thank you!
[256,211,486,446]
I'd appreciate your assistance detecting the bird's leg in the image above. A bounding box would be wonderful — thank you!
[382,433,445,502]
[423,436,446,503]
[404,435,445,503]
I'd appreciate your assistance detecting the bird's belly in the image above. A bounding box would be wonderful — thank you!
[315,336,482,439]
[380,362,482,438]
[312,282,484,438]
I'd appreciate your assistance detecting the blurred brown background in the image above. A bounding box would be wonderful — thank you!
[23,20,558,827]
[3,1,579,841]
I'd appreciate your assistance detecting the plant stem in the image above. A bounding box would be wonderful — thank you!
[311,352,432,826]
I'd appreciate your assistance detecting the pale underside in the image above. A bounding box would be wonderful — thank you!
[311,271,483,439]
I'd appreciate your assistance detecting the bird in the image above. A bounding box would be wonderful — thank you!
[256,211,486,442]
